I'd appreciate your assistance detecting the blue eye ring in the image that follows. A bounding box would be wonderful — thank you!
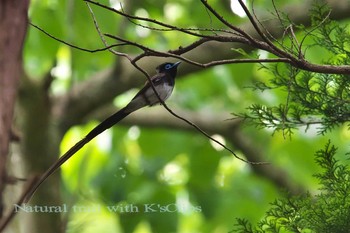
[165,64,172,69]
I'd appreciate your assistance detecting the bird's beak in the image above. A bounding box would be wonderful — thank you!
[173,61,181,67]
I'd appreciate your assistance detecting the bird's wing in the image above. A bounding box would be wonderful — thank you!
[126,73,165,111]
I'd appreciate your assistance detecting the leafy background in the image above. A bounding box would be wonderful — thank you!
[19,0,350,232]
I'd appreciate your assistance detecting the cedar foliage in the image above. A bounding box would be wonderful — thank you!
[233,3,350,233]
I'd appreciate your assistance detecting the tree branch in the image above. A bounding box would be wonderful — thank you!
[87,105,304,194]
[84,0,350,74]
[51,0,350,138]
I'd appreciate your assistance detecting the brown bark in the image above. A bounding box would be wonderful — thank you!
[0,0,29,217]
[17,74,62,233]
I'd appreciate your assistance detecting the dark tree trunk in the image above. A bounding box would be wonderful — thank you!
[0,0,30,217]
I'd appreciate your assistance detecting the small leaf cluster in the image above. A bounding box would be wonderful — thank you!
[232,141,350,233]
[237,3,350,136]
[310,3,350,65]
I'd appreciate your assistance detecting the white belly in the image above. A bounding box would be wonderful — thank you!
[145,83,174,105]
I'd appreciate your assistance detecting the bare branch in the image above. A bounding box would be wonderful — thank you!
[0,176,38,232]
[87,105,303,193]
[199,0,256,43]
[85,2,132,60]
[84,0,206,38]
[29,22,126,53]
[32,1,350,74]
[299,9,332,59]
[125,57,266,165]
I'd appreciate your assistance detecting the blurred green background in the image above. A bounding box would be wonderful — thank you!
[19,0,350,232]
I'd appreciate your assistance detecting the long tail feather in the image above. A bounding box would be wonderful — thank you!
[24,107,131,202]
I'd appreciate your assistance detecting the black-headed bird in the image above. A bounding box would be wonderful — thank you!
[24,61,181,201]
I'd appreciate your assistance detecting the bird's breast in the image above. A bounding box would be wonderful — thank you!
[145,82,174,105]
[157,82,174,100]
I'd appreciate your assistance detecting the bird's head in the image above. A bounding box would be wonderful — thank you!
[156,61,181,78]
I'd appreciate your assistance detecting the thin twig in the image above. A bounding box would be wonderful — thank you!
[0,176,39,232]
[120,3,235,35]
[86,4,268,164]
[252,0,297,56]
[85,0,207,38]
[299,9,332,60]
[237,0,273,48]
[87,0,350,74]
[85,2,131,59]
[163,104,268,164]
[237,0,293,59]
[287,25,303,58]
[29,22,126,53]
[270,0,297,54]
[199,0,256,44]
[128,60,268,165]
[271,0,284,27]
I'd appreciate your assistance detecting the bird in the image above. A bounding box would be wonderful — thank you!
[24,61,181,202]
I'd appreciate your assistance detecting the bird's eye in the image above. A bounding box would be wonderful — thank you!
[165,64,172,70]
